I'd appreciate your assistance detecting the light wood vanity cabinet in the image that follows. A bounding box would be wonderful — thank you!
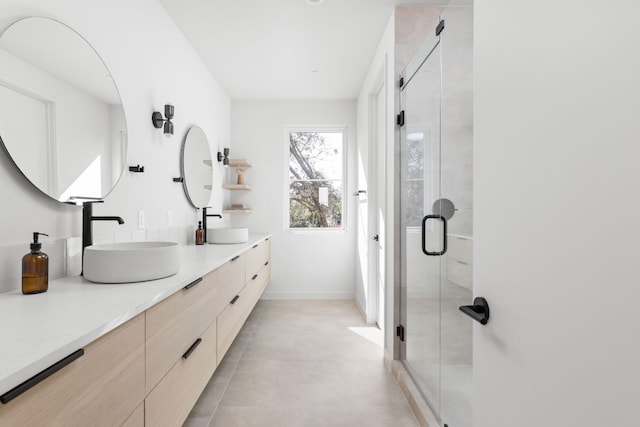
[122,403,145,427]
[145,319,218,427]
[146,237,270,427]
[0,238,270,427]
[216,253,246,315]
[217,265,267,360]
[0,314,145,427]
[145,270,219,394]
[144,269,220,427]
[245,239,271,284]
[218,238,271,361]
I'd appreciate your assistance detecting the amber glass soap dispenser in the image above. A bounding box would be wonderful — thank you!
[195,221,205,245]
[22,232,49,294]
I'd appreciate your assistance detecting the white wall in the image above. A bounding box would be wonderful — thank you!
[355,5,444,359]
[0,0,230,292]
[475,1,640,425]
[355,12,396,353]
[230,100,356,299]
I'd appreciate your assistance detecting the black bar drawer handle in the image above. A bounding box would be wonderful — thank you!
[265,237,270,241]
[252,244,258,249]
[230,295,240,304]
[0,349,84,404]
[182,338,202,359]
[231,255,240,262]
[459,297,490,325]
[183,277,202,290]
[264,261,269,266]
[252,274,258,280]
[422,214,447,256]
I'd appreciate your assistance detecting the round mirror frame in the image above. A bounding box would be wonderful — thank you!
[180,126,213,208]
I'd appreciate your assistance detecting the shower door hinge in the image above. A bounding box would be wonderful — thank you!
[399,76,404,88]
[396,325,405,342]
[396,111,405,127]
[436,19,445,36]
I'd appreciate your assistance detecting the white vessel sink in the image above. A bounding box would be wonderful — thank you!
[208,227,249,244]
[83,241,180,283]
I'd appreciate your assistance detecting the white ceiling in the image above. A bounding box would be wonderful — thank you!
[158,0,450,100]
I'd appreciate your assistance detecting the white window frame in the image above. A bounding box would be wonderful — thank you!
[284,125,348,233]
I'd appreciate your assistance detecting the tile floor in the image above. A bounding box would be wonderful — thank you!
[184,300,419,427]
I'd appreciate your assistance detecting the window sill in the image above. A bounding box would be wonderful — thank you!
[287,228,347,235]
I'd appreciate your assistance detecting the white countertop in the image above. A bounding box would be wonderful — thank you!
[0,233,271,396]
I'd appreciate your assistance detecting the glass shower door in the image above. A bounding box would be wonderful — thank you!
[400,6,473,427]
[400,36,444,416]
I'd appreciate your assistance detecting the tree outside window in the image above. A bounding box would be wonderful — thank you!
[406,131,425,227]
[288,129,345,229]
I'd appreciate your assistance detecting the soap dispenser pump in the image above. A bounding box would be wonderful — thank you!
[22,232,49,295]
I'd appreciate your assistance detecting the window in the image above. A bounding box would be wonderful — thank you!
[287,128,345,230]
[406,129,425,227]
[405,126,435,228]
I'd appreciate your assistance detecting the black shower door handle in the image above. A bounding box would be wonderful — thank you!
[422,214,447,256]
[459,297,490,325]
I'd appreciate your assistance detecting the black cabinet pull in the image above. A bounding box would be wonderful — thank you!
[264,261,269,266]
[252,244,258,249]
[230,295,240,304]
[252,274,258,280]
[422,214,447,256]
[183,277,202,290]
[231,255,240,262]
[265,237,270,241]
[182,338,202,359]
[0,349,84,404]
[459,297,490,325]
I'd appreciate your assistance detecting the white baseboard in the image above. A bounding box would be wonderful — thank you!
[260,291,355,300]
[354,297,367,321]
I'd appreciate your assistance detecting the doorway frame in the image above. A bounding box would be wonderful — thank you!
[366,59,387,327]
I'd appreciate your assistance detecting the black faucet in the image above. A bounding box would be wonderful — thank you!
[202,207,222,243]
[82,200,124,251]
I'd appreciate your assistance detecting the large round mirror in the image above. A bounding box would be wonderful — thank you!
[181,126,213,208]
[0,17,127,202]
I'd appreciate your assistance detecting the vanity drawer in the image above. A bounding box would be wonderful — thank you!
[245,238,271,283]
[217,253,246,315]
[146,270,218,393]
[0,314,145,427]
[145,319,218,427]
[217,262,270,362]
[447,236,472,264]
[253,261,271,296]
[446,257,472,290]
[122,402,144,427]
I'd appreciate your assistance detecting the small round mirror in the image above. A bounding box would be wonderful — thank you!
[181,126,213,208]
[432,198,456,220]
[0,17,127,202]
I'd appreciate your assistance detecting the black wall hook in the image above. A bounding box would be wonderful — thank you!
[128,165,144,173]
[173,177,184,182]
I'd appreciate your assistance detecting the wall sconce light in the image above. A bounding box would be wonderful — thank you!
[152,104,174,136]
[217,148,229,166]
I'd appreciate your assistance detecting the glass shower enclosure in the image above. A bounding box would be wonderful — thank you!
[399,6,473,427]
